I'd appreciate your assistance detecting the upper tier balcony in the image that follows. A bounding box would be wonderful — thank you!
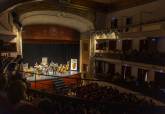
[115,18,165,38]
[94,49,165,66]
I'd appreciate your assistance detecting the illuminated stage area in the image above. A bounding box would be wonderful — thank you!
[26,70,81,92]
[26,71,79,81]
[24,56,80,91]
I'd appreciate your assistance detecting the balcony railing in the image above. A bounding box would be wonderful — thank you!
[94,50,165,66]
[111,18,165,34]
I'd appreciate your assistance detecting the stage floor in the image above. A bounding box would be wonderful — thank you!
[26,71,79,82]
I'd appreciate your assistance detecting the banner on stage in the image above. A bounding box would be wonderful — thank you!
[70,59,77,71]
[42,57,48,65]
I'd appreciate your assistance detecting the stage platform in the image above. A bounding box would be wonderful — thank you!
[26,71,79,81]
[26,71,81,91]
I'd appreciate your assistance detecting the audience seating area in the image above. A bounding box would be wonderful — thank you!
[0,56,165,114]
[73,83,155,106]
[95,72,165,103]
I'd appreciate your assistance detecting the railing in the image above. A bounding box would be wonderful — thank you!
[94,51,165,66]
[113,17,165,33]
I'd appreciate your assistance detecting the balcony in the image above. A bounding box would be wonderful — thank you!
[115,19,165,38]
[94,49,165,66]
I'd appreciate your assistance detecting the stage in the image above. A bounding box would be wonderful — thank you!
[26,71,81,91]
[26,71,79,81]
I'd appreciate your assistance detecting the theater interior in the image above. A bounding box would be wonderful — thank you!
[1,0,165,114]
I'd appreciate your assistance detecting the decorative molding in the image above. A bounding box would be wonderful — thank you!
[20,10,94,32]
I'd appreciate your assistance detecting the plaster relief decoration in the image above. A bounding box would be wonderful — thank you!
[92,30,120,40]
[0,13,13,34]
[19,10,94,32]
[0,12,16,41]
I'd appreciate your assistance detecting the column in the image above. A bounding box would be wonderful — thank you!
[148,70,155,82]
[132,39,139,51]
[116,40,122,50]
[115,63,121,74]
[131,66,138,80]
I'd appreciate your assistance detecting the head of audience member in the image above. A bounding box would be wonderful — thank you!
[9,70,25,83]
[6,62,17,72]
[7,80,27,105]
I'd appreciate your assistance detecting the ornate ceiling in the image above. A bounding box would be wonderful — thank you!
[0,0,157,33]
[0,0,157,14]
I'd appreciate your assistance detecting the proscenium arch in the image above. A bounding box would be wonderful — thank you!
[20,10,94,33]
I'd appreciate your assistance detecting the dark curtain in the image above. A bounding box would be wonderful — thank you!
[22,43,80,68]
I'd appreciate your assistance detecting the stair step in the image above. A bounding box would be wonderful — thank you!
[53,78,69,94]
[54,83,65,86]
[54,81,64,84]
